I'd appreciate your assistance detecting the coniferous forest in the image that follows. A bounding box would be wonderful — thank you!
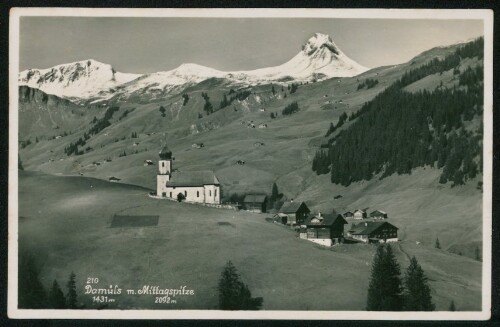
[312,38,484,187]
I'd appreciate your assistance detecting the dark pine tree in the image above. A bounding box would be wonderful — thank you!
[66,272,78,309]
[403,256,435,311]
[159,106,166,117]
[271,85,276,95]
[435,238,441,249]
[18,251,47,308]
[367,244,403,311]
[325,122,335,137]
[49,280,67,309]
[218,261,263,310]
[19,154,24,170]
[449,300,456,311]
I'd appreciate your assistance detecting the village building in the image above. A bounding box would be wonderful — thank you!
[353,209,367,219]
[298,211,348,246]
[278,201,310,225]
[243,194,267,213]
[369,210,388,219]
[156,145,221,204]
[109,176,121,182]
[343,211,354,218]
[347,221,398,243]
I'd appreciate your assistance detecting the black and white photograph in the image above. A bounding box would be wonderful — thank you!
[7,8,493,320]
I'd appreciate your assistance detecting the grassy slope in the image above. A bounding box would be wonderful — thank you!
[19,171,481,311]
[18,41,483,261]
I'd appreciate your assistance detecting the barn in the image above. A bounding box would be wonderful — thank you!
[369,210,388,219]
[353,209,367,219]
[299,211,348,246]
[279,201,310,225]
[347,221,398,243]
[243,194,267,213]
[343,211,354,218]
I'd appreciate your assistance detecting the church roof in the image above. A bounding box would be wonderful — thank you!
[166,170,219,187]
[159,145,172,160]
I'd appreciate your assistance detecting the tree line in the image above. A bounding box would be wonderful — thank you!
[312,37,484,187]
[219,90,252,110]
[357,78,379,90]
[64,106,120,156]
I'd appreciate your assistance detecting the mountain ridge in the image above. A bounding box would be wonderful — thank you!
[19,33,367,103]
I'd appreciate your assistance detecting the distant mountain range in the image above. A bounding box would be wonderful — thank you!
[18,33,368,104]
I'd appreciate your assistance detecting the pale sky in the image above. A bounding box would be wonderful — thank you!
[19,17,483,74]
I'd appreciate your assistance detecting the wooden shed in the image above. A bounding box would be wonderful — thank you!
[279,201,310,225]
[243,194,267,213]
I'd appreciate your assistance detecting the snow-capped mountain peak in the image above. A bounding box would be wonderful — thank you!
[302,33,339,56]
[19,33,368,103]
[18,59,142,101]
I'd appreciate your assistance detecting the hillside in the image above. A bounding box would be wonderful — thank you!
[18,171,482,311]
[18,38,484,261]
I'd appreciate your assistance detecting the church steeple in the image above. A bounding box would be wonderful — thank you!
[159,145,172,160]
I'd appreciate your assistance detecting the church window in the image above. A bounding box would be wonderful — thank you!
[215,189,217,197]
[197,191,199,197]
[162,162,165,167]
[162,192,166,197]
[169,192,172,197]
[209,190,212,196]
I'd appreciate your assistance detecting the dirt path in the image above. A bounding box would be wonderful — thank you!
[397,242,411,262]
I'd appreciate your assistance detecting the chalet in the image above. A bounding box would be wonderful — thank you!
[370,210,388,219]
[109,176,121,182]
[347,221,398,243]
[278,201,310,225]
[353,209,367,219]
[243,194,267,213]
[133,142,139,146]
[344,211,354,218]
[299,211,348,246]
[144,160,154,166]
[258,123,268,128]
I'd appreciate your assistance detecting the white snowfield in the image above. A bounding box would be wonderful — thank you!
[18,59,141,101]
[18,33,368,102]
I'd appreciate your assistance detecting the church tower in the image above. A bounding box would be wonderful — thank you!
[157,145,173,197]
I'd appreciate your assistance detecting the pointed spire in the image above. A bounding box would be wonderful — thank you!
[159,145,172,160]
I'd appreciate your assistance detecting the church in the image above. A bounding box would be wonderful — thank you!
[156,145,221,204]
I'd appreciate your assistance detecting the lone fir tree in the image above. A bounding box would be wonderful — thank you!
[449,300,456,311]
[366,244,403,311]
[218,261,263,310]
[403,256,435,311]
[66,272,78,309]
[49,280,67,309]
[435,238,441,249]
[18,252,47,308]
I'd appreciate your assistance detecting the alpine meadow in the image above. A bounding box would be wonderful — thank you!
[15,20,486,314]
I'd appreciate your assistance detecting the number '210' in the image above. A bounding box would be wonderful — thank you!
[87,277,99,284]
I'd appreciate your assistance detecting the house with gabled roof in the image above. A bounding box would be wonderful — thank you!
[353,209,367,219]
[343,211,354,218]
[347,221,398,243]
[298,210,348,247]
[278,201,310,225]
[243,194,267,213]
[156,145,220,204]
[369,210,388,219]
